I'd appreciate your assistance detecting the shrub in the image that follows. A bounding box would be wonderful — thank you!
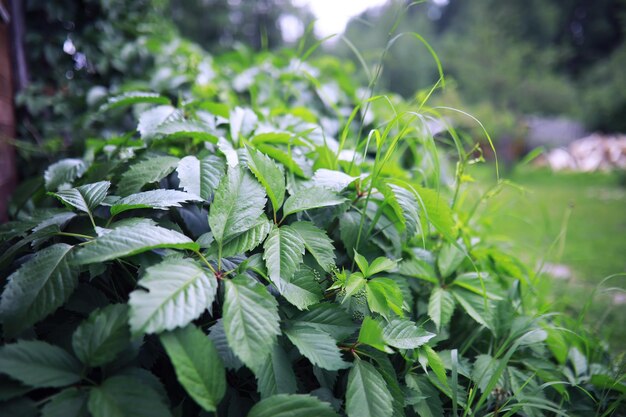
[1,44,624,417]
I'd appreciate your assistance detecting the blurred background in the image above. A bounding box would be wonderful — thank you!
[1,0,625,349]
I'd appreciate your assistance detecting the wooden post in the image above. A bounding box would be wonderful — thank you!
[0,0,17,222]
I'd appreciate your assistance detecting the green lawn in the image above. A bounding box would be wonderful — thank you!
[461,165,626,353]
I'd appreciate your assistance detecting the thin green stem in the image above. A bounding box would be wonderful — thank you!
[57,231,95,240]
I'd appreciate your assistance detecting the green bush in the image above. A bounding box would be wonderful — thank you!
[1,42,624,417]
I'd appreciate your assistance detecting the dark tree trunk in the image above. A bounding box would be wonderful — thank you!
[0,0,19,222]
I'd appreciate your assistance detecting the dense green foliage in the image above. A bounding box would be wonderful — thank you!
[340,0,626,133]
[1,30,625,417]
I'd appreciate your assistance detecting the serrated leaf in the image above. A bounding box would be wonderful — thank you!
[452,272,504,300]
[290,221,336,272]
[312,169,358,191]
[218,216,272,258]
[0,243,78,335]
[117,155,179,196]
[346,360,393,417]
[0,340,81,388]
[405,373,444,417]
[137,105,178,138]
[263,225,305,292]
[382,318,435,349]
[471,354,503,393]
[73,222,198,265]
[451,288,494,330]
[71,304,131,367]
[365,278,404,319]
[230,107,258,141]
[177,155,225,200]
[283,187,345,217]
[255,144,306,177]
[357,316,391,353]
[223,275,280,369]
[252,344,297,399]
[53,181,110,213]
[207,320,243,370]
[129,258,217,334]
[367,257,398,276]
[246,147,285,213]
[88,375,172,417]
[281,266,323,310]
[44,159,87,191]
[247,394,339,417]
[41,388,89,417]
[101,91,170,111]
[209,167,267,244]
[415,187,455,242]
[292,303,356,341]
[160,325,226,412]
[437,242,465,278]
[284,324,348,371]
[428,287,455,330]
[389,184,420,238]
[110,189,202,215]
[154,120,218,143]
[421,345,448,389]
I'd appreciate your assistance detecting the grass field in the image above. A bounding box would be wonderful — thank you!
[460,165,626,353]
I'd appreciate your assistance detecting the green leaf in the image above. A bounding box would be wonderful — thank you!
[230,107,258,141]
[471,354,504,393]
[365,278,404,319]
[209,167,267,244]
[247,394,339,417]
[44,159,87,191]
[281,266,323,310]
[255,144,305,177]
[290,221,336,272]
[129,258,217,334]
[451,288,494,330]
[312,169,358,192]
[246,147,286,213]
[389,184,420,238]
[421,345,448,390]
[292,303,357,341]
[263,225,305,292]
[437,242,465,278]
[428,287,455,330]
[88,375,172,417]
[415,187,455,242]
[223,275,280,369]
[284,324,348,371]
[207,320,243,370]
[41,388,89,417]
[0,243,78,335]
[153,120,218,143]
[160,325,226,412]
[53,181,110,213]
[0,340,81,388]
[252,344,297,399]
[343,273,366,301]
[405,373,444,417]
[218,216,272,258]
[72,304,130,367]
[353,251,369,275]
[367,257,398,276]
[452,272,504,300]
[283,187,345,217]
[101,91,170,111]
[73,221,198,265]
[110,190,202,215]
[137,105,178,138]
[117,155,179,196]
[346,360,393,417]
[358,316,391,353]
[382,318,435,349]
[177,155,225,200]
